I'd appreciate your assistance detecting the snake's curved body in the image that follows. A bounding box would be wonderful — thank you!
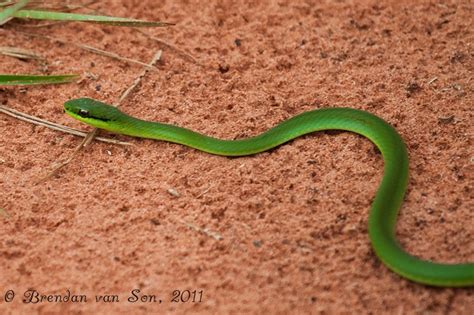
[64,97,474,287]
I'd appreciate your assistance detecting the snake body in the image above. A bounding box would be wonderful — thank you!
[64,97,474,287]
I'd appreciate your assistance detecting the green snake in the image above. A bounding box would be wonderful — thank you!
[64,97,474,287]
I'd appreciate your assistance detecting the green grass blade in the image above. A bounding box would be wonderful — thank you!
[12,9,173,27]
[0,74,78,85]
[0,0,30,25]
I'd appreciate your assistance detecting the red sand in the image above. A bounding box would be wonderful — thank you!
[1,0,473,313]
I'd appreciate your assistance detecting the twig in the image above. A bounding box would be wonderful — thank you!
[0,104,131,145]
[136,29,203,67]
[428,77,438,85]
[176,218,223,241]
[35,136,86,184]
[115,50,162,106]
[195,184,213,199]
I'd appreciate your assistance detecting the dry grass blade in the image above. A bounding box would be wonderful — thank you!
[16,31,157,70]
[78,44,158,70]
[0,45,43,59]
[0,104,131,146]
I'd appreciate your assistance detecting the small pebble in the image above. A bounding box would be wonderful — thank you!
[167,188,180,197]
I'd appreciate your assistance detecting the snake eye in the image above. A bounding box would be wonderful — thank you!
[78,109,90,118]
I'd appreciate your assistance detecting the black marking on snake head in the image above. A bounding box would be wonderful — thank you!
[77,109,111,122]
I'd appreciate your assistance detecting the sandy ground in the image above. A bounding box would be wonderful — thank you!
[1,0,473,314]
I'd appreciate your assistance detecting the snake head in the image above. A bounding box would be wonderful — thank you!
[64,98,124,130]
